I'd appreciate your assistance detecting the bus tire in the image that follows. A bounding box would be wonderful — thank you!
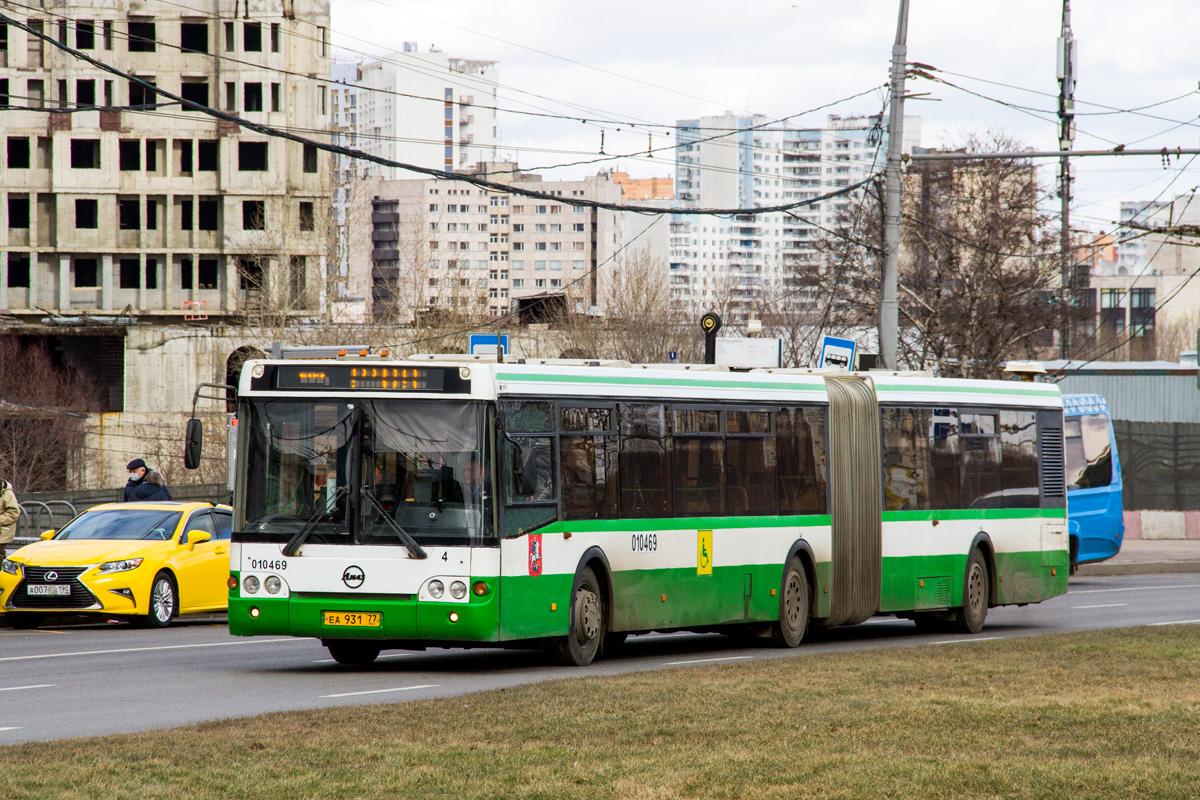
[553,566,603,666]
[771,557,809,648]
[952,549,989,634]
[327,641,381,666]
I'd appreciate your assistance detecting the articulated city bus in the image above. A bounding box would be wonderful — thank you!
[207,355,1068,666]
[1063,394,1124,570]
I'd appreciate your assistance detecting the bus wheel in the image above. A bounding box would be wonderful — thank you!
[771,558,809,648]
[952,550,989,634]
[327,641,381,666]
[553,566,603,666]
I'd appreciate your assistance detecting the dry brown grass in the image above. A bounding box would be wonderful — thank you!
[4,626,1200,799]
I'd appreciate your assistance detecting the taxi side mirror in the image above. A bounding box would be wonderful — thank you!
[186,531,212,549]
[40,530,56,541]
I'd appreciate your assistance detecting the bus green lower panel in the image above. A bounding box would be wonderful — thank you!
[877,550,1068,613]
[228,591,500,643]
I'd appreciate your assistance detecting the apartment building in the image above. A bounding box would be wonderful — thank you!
[352,163,624,322]
[669,112,919,316]
[348,43,499,178]
[0,1,332,323]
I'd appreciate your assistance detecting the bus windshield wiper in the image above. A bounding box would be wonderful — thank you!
[362,488,429,560]
[281,487,346,557]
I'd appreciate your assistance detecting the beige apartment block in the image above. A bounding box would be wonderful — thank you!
[0,0,332,321]
[350,163,626,323]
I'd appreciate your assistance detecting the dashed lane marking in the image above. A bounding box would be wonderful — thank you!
[0,684,54,692]
[665,656,752,666]
[0,638,300,662]
[321,684,438,699]
[1071,603,1129,609]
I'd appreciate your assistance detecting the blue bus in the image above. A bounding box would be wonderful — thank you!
[1063,394,1124,571]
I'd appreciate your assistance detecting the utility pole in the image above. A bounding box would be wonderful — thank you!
[1057,1,1077,359]
[880,0,910,370]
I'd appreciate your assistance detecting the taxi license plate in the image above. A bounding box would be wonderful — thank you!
[322,611,381,627]
[27,584,70,596]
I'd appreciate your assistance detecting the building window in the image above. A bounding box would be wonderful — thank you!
[238,141,267,171]
[120,258,139,289]
[270,23,280,53]
[299,201,314,231]
[303,143,318,173]
[7,196,30,229]
[198,140,218,171]
[224,81,236,111]
[75,199,98,228]
[224,21,235,52]
[7,137,30,169]
[1130,288,1156,335]
[243,200,265,230]
[180,79,208,110]
[244,82,263,112]
[181,257,193,289]
[129,77,156,107]
[179,198,194,230]
[76,20,96,50]
[146,198,158,230]
[7,255,31,288]
[198,259,219,289]
[70,139,100,169]
[180,22,207,53]
[128,21,156,53]
[119,198,140,229]
[145,257,158,289]
[76,79,96,108]
[177,139,193,173]
[198,198,219,230]
[74,258,99,287]
[243,22,262,52]
[271,82,281,112]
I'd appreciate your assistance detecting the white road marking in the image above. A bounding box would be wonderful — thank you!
[665,656,752,666]
[1071,584,1200,595]
[1149,619,1200,627]
[929,637,1001,645]
[0,638,299,663]
[312,653,413,664]
[1072,603,1128,610]
[320,684,438,699]
[0,727,23,732]
[0,684,54,692]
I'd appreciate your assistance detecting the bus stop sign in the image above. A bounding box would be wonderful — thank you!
[819,336,857,370]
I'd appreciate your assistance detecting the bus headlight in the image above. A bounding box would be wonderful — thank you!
[428,579,445,599]
[264,575,282,594]
[449,581,467,599]
[243,575,261,594]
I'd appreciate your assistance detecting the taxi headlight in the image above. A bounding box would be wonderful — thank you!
[428,579,445,599]
[1,559,20,576]
[243,575,261,594]
[264,575,282,594]
[449,580,467,599]
[97,557,144,574]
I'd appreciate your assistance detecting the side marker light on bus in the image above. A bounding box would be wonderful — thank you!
[472,581,489,597]
[1052,568,1057,576]
[770,589,776,597]
[227,576,238,590]
[661,595,667,603]
[448,612,459,623]
[250,607,260,618]
[551,603,557,611]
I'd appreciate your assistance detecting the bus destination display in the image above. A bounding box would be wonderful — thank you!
[275,365,450,392]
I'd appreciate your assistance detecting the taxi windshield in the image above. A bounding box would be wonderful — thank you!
[56,510,183,541]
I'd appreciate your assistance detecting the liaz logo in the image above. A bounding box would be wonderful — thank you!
[341,566,365,589]
[528,534,542,577]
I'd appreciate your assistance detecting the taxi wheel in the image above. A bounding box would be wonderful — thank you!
[7,612,43,630]
[141,572,178,629]
[327,641,381,666]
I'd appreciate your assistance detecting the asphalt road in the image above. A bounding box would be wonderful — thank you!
[2,572,1198,744]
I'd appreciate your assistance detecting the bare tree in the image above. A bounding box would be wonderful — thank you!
[0,338,95,492]
[807,132,1081,378]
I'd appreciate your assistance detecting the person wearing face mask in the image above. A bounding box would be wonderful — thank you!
[120,458,172,502]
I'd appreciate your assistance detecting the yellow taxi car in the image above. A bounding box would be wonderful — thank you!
[0,501,232,629]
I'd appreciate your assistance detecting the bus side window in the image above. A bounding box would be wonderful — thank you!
[1000,410,1039,507]
[927,408,961,509]
[880,407,932,511]
[501,435,556,537]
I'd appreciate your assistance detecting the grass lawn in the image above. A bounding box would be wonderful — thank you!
[3,625,1199,799]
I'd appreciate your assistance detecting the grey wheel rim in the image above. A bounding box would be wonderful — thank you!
[151,579,174,623]
[966,561,985,619]
[574,584,600,646]
[783,569,804,630]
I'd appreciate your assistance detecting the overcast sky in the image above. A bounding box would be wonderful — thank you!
[332,0,1200,231]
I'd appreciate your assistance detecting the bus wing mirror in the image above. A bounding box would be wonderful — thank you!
[184,418,203,470]
[513,444,538,496]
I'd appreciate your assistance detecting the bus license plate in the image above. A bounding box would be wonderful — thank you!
[27,584,70,596]
[322,611,381,627]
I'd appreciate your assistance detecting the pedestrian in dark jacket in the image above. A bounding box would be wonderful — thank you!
[122,459,171,501]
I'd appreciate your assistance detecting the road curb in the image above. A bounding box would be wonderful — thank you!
[1077,561,1200,577]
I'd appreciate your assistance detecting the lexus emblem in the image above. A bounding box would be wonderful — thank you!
[341,565,365,589]
[45,571,58,582]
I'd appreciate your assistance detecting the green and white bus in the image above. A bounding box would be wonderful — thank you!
[219,355,1068,666]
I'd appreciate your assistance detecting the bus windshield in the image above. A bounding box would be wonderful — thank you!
[242,399,490,546]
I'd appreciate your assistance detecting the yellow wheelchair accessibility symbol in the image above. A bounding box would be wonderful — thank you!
[697,530,713,575]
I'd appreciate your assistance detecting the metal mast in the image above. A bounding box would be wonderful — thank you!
[1057,1,1077,358]
[880,0,910,369]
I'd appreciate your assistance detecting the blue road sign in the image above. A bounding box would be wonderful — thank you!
[469,334,509,355]
[819,336,857,370]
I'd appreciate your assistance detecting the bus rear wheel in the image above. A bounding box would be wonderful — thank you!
[771,557,809,648]
[952,549,990,634]
[327,641,381,666]
[552,566,603,666]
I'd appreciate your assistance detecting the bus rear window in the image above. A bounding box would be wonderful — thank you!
[1065,414,1112,489]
